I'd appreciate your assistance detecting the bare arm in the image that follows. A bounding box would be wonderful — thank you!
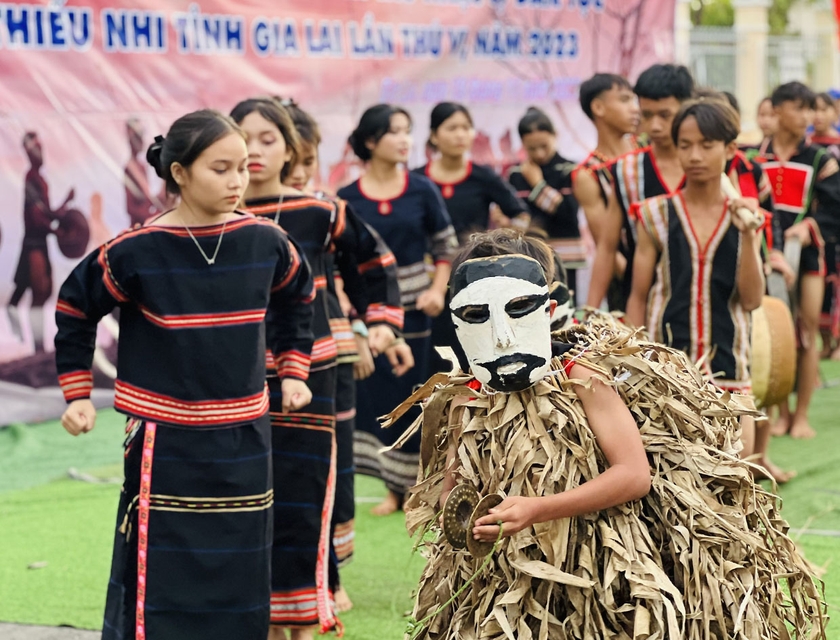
[585,191,623,308]
[473,364,650,539]
[574,169,607,244]
[625,223,658,328]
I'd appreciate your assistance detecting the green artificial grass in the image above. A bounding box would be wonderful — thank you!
[0,477,119,629]
[0,469,424,638]
[0,410,126,493]
[0,361,838,638]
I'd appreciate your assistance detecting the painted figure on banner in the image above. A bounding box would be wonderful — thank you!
[6,132,79,354]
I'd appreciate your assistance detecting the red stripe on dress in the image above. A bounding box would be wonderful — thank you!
[335,408,356,422]
[365,304,405,329]
[58,370,94,401]
[332,520,354,562]
[115,217,256,244]
[274,244,303,291]
[135,422,157,640]
[138,306,266,329]
[248,199,334,216]
[275,350,312,380]
[115,395,269,427]
[333,200,347,239]
[358,252,396,273]
[56,300,87,319]
[270,588,319,623]
[97,249,129,303]
[114,381,269,426]
[311,337,338,364]
[281,199,334,213]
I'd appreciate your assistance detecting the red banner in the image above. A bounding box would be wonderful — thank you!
[0,0,675,424]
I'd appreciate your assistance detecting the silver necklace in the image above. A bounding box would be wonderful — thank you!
[181,200,227,265]
[184,222,226,265]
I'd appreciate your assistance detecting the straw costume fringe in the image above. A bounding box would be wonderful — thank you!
[384,319,826,640]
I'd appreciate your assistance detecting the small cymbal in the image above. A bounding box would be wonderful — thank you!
[442,484,479,549]
[466,493,504,558]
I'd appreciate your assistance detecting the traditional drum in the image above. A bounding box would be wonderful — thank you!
[55,208,90,259]
[751,295,797,408]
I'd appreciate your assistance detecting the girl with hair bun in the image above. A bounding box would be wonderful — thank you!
[231,97,403,638]
[338,104,457,517]
[508,106,583,298]
[54,108,316,640]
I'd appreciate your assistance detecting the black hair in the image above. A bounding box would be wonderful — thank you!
[430,102,473,132]
[518,107,555,139]
[428,102,473,150]
[348,104,412,161]
[770,82,816,109]
[146,109,243,195]
[524,228,567,285]
[721,91,740,115]
[671,99,740,146]
[815,92,836,110]
[230,98,302,181]
[579,73,632,120]
[274,97,321,147]
[633,64,694,102]
[451,228,557,286]
[690,88,742,123]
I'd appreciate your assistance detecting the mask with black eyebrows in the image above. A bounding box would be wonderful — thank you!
[450,255,553,392]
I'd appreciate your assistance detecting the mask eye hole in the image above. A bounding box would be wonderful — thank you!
[453,304,490,324]
[505,294,548,318]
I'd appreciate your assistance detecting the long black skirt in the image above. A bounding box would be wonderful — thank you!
[268,368,338,632]
[102,416,273,640]
[354,309,430,496]
[331,362,356,568]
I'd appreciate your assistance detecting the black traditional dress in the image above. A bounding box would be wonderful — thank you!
[338,172,457,496]
[54,214,314,640]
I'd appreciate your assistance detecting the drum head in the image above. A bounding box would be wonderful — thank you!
[442,484,480,550]
[56,209,90,259]
[751,296,796,408]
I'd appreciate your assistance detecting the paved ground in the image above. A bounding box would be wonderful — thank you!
[0,623,98,639]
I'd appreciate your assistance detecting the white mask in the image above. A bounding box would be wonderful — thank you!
[549,280,575,331]
[450,255,553,392]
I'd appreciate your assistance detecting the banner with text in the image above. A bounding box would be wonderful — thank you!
[0,0,674,423]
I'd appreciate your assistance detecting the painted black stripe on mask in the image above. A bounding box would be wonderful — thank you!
[476,352,547,392]
[451,256,547,297]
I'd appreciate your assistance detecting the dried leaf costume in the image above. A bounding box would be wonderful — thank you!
[390,315,825,640]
